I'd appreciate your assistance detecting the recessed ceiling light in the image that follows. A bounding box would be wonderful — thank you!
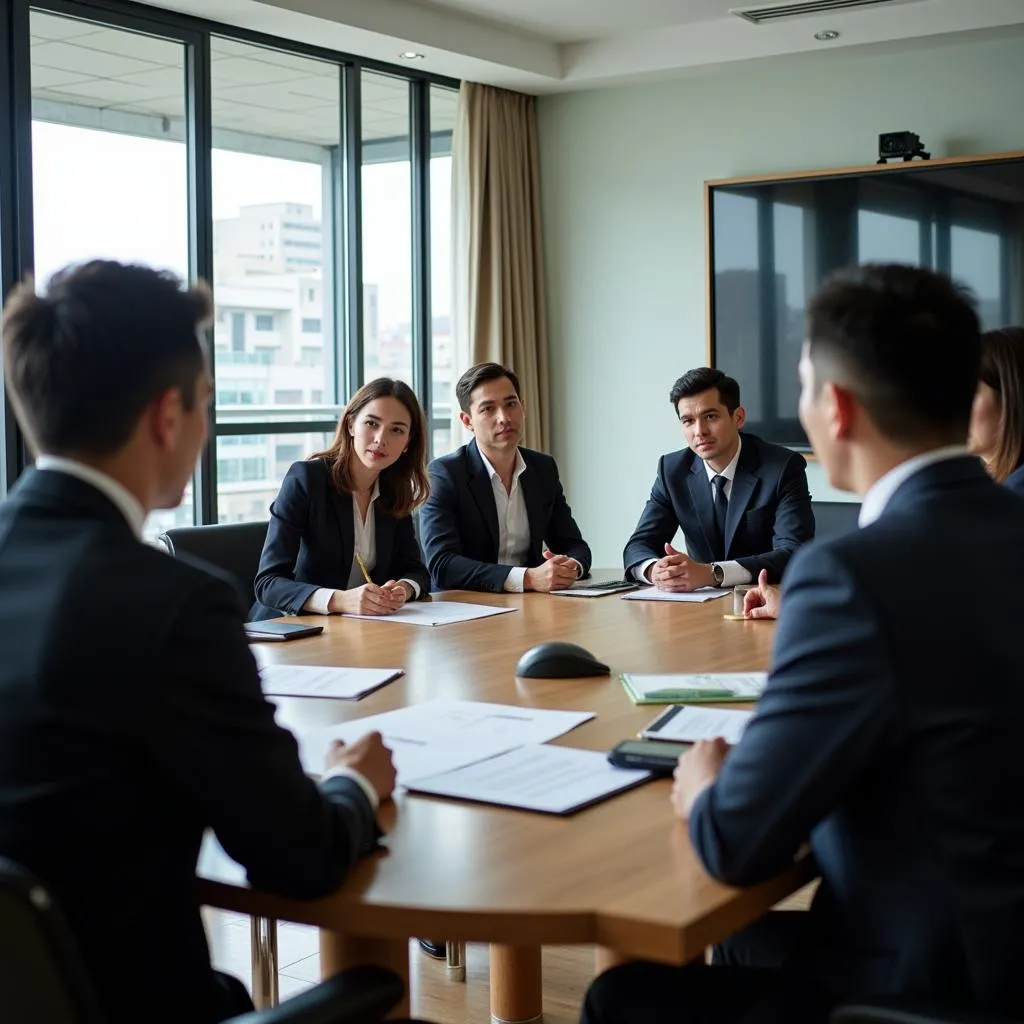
[814,29,840,41]
[399,51,425,60]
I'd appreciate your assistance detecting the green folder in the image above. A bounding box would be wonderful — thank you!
[620,672,766,705]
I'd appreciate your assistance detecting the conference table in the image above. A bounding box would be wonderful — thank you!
[199,577,815,1021]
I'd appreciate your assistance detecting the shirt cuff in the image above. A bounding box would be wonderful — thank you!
[567,559,584,579]
[321,765,380,811]
[503,567,528,593]
[718,561,753,588]
[303,588,336,614]
[398,578,421,600]
[633,559,657,584]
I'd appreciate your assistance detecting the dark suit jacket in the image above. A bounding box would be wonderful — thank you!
[623,431,814,583]
[1004,462,1024,497]
[420,440,592,592]
[251,458,430,620]
[690,456,1024,1016]
[0,469,380,1024]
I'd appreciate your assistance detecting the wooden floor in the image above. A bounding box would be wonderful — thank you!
[203,908,593,1022]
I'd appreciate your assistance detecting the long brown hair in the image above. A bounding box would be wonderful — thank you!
[310,378,429,518]
[978,327,1024,482]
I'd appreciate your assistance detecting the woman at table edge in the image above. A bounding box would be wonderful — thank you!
[250,377,431,621]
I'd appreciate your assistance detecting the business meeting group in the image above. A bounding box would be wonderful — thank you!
[2,257,1024,1024]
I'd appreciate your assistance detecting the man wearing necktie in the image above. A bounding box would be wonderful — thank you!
[624,367,815,591]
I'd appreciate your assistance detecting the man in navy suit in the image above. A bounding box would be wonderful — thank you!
[420,363,592,593]
[583,264,1024,1024]
[623,368,814,589]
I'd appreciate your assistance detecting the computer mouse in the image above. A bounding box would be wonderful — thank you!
[514,641,610,679]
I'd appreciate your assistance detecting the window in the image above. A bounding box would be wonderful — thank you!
[301,317,322,333]
[362,71,413,386]
[254,314,275,332]
[430,85,457,455]
[273,389,303,404]
[230,312,246,351]
[29,11,192,537]
[216,431,332,522]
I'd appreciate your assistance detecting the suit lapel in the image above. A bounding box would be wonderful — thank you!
[466,441,500,556]
[372,507,396,584]
[519,457,547,562]
[723,437,759,557]
[686,460,720,556]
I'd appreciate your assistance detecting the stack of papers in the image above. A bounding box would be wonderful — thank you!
[621,672,767,705]
[622,588,730,604]
[345,601,517,626]
[295,698,595,785]
[641,704,753,745]
[551,579,638,598]
[260,664,403,701]
[405,744,651,815]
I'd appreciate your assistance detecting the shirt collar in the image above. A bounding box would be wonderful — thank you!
[479,446,527,483]
[34,455,146,539]
[353,479,381,504]
[858,446,971,528]
[703,435,743,484]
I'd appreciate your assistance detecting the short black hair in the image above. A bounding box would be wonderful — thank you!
[2,261,211,458]
[669,368,740,414]
[455,362,521,413]
[807,263,980,445]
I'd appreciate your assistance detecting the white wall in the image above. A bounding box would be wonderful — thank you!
[538,34,1024,567]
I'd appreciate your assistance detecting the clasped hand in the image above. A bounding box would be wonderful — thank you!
[524,549,579,592]
[648,543,714,592]
[330,581,412,616]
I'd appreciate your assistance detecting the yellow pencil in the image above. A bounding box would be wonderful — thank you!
[354,552,372,585]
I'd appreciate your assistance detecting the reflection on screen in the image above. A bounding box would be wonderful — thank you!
[711,161,1024,447]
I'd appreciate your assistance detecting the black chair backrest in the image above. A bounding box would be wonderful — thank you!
[159,521,269,611]
[812,500,861,541]
[0,858,104,1024]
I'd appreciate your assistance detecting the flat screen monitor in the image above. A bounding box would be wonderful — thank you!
[707,154,1024,449]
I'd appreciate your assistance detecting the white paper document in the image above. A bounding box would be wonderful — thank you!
[642,704,754,745]
[622,588,730,604]
[405,744,652,814]
[295,698,596,785]
[260,663,403,700]
[344,601,517,626]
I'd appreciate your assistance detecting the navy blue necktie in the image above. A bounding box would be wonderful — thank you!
[712,475,728,554]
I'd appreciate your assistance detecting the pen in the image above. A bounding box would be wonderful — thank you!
[354,552,372,585]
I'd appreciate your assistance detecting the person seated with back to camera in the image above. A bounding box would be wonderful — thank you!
[250,377,431,621]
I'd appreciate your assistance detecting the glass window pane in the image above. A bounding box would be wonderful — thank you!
[211,38,340,427]
[216,431,333,523]
[951,225,1003,330]
[29,12,191,538]
[361,71,412,386]
[430,85,457,457]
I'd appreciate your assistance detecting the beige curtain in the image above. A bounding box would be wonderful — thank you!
[450,82,551,451]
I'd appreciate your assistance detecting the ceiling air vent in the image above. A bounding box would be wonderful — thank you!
[731,0,922,25]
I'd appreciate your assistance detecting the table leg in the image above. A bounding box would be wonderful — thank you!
[319,931,411,1020]
[250,916,279,1009]
[594,947,626,975]
[446,940,466,982]
[489,944,543,1024]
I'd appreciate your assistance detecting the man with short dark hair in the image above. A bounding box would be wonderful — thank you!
[0,261,397,1022]
[623,366,814,590]
[583,264,1024,1024]
[419,361,591,592]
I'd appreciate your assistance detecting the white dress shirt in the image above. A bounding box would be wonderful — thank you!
[479,448,533,593]
[34,455,146,539]
[303,480,421,614]
[635,437,753,587]
[858,445,971,527]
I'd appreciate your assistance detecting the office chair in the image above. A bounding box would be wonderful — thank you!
[159,521,269,611]
[832,1002,1020,1023]
[0,857,405,1024]
[811,501,861,541]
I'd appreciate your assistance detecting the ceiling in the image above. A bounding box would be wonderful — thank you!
[136,0,1024,93]
[30,10,459,148]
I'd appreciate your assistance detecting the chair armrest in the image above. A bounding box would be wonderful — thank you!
[227,966,405,1024]
[831,1001,1020,1024]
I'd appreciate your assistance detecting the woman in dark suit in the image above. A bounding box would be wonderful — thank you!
[969,327,1024,497]
[250,377,431,620]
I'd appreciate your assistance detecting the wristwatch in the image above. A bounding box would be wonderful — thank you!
[711,563,725,586]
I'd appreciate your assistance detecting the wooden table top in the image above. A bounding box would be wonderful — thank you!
[200,578,813,963]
